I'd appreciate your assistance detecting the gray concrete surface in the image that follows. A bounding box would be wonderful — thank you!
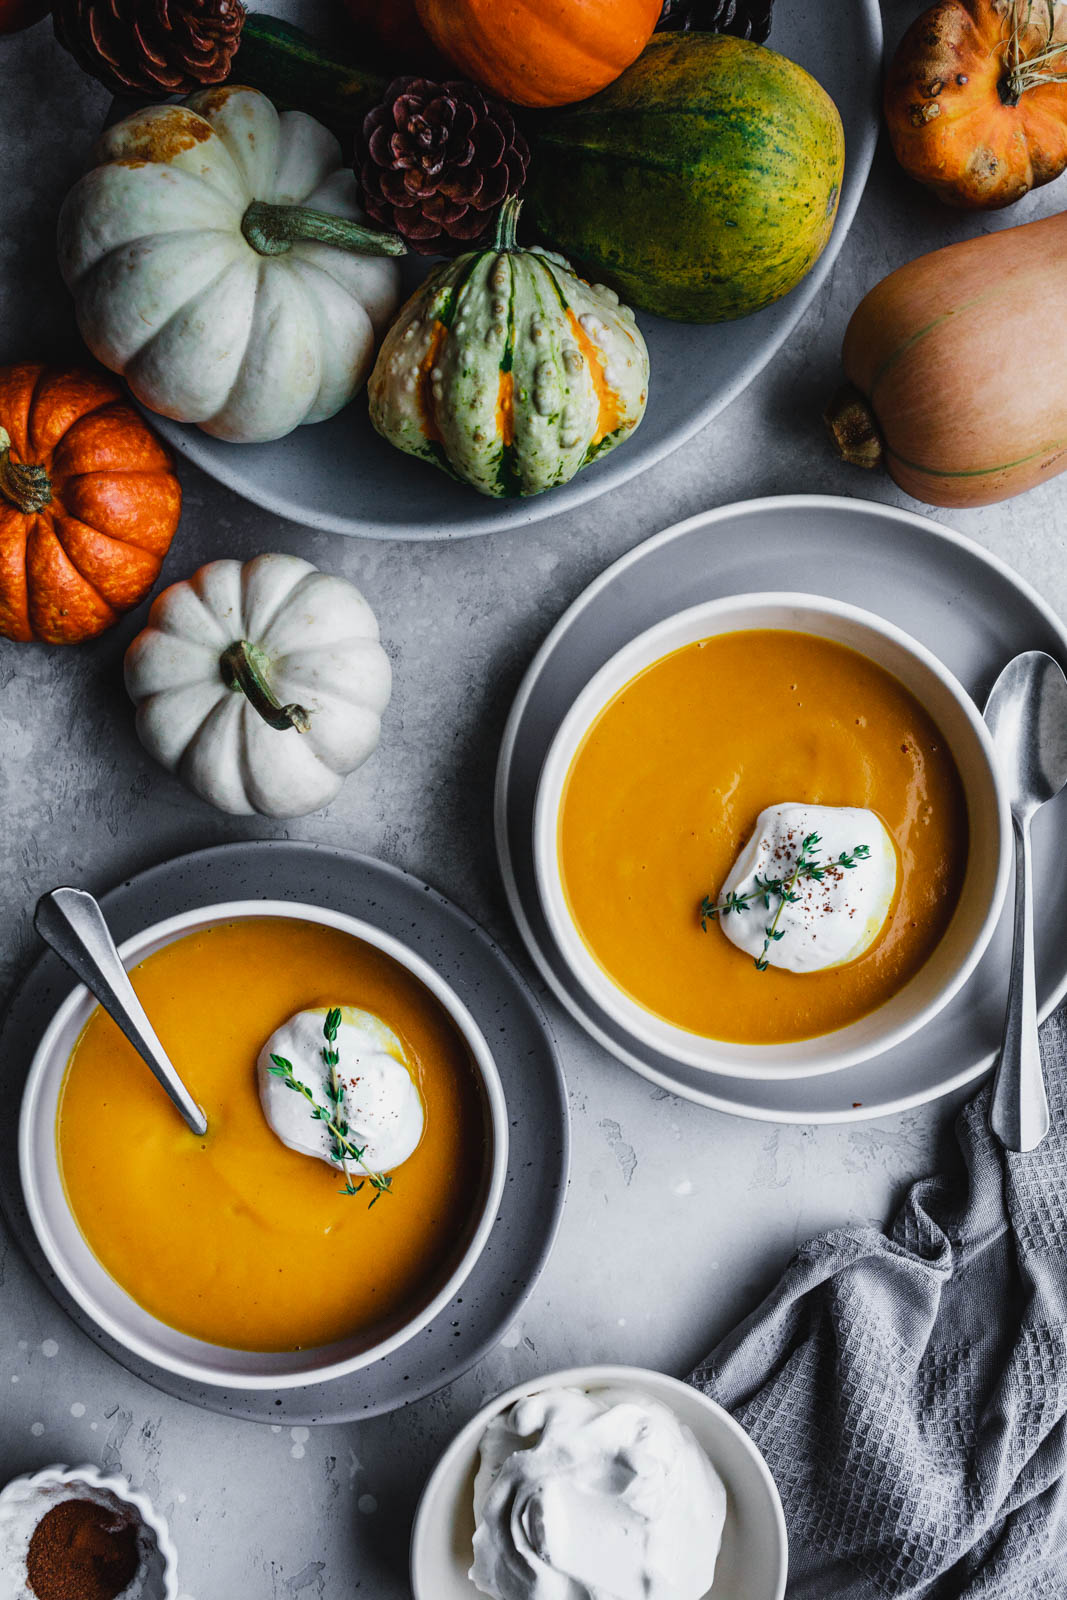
[2,6,1066,1597]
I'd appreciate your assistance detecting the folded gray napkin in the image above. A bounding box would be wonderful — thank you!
[691,1008,1067,1599]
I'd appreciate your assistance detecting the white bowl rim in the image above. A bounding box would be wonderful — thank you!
[409,1362,788,1600]
[19,899,510,1391]
[533,590,1012,1080]
[0,1463,179,1600]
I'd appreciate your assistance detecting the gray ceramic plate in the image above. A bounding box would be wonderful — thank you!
[0,842,568,1424]
[494,494,1067,1122]
[147,0,883,537]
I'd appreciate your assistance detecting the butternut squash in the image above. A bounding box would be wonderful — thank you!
[825,212,1067,508]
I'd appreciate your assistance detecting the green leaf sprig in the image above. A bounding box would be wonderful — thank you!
[701,832,872,972]
[269,1007,393,1207]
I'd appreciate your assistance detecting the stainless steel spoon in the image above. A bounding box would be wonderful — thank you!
[34,887,208,1138]
[984,652,1067,1152]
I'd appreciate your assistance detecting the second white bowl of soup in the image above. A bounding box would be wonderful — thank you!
[534,593,1009,1078]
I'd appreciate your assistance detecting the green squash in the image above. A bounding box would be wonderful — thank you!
[368,200,650,500]
[527,33,846,324]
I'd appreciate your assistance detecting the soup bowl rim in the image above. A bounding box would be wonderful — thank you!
[533,590,1011,1078]
[19,898,509,1390]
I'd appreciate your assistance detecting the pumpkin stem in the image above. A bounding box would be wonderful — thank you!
[492,195,523,254]
[0,427,52,514]
[1000,3,1067,103]
[219,640,312,733]
[823,384,885,470]
[240,200,407,258]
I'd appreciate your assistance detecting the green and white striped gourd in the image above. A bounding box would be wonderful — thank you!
[367,199,649,499]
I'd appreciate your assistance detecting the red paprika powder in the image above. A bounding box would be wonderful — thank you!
[25,1497,140,1600]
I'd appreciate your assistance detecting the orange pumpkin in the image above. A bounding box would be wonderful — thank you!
[0,366,181,644]
[414,0,662,108]
[886,0,1067,208]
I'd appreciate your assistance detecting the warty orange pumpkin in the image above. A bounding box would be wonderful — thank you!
[0,365,182,644]
[414,0,663,108]
[886,0,1067,208]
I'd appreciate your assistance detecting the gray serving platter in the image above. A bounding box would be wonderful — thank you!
[147,0,883,537]
[496,494,1067,1121]
[0,841,569,1425]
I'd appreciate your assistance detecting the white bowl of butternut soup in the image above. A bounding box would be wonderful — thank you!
[534,594,1010,1078]
[20,902,508,1389]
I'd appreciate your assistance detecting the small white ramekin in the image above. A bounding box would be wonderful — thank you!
[0,1464,178,1600]
[20,900,509,1391]
[410,1364,788,1600]
[534,592,1011,1079]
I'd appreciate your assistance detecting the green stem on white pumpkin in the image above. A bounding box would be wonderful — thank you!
[0,427,51,514]
[492,195,523,254]
[219,640,312,733]
[240,200,407,258]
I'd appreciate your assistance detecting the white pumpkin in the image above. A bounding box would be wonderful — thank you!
[57,87,404,443]
[125,553,391,818]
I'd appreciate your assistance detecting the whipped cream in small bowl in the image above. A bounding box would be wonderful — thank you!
[411,1365,787,1600]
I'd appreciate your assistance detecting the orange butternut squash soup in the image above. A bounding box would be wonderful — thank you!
[56,918,490,1351]
[558,630,969,1044]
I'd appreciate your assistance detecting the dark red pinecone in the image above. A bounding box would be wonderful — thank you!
[657,0,774,43]
[53,0,245,97]
[358,76,530,258]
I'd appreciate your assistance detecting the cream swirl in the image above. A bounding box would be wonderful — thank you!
[257,1006,423,1172]
[717,802,898,973]
[470,1386,726,1600]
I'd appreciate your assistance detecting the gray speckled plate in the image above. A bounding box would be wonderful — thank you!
[495,494,1067,1122]
[0,842,568,1424]
[145,0,883,538]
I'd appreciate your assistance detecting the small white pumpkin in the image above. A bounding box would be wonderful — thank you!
[57,87,404,443]
[125,553,391,818]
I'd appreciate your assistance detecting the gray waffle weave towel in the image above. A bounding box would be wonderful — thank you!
[691,1008,1067,1599]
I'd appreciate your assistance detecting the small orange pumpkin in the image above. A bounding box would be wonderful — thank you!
[886,0,1067,208]
[0,366,181,644]
[414,0,662,109]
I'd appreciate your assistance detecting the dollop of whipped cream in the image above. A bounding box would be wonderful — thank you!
[718,802,898,973]
[257,1006,423,1172]
[470,1386,727,1600]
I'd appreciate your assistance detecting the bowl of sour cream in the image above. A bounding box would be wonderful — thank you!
[411,1364,787,1600]
[533,593,1010,1079]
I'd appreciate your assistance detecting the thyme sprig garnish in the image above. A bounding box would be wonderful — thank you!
[269,1007,393,1207]
[701,832,872,972]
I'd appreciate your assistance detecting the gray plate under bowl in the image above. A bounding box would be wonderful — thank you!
[0,842,569,1425]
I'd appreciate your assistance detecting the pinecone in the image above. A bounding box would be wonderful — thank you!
[358,76,531,258]
[53,0,245,97]
[657,0,774,43]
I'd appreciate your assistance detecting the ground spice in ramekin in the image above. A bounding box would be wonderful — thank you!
[25,1497,140,1600]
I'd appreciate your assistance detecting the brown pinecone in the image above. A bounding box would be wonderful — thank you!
[358,76,530,258]
[54,0,245,98]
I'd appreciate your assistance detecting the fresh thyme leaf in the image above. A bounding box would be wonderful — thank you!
[265,1012,394,1209]
[700,828,874,972]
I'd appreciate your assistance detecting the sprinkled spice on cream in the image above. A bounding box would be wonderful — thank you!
[710,803,898,973]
